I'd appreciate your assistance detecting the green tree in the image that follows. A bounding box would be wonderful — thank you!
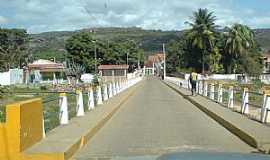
[224,24,255,73]
[185,8,218,73]
[0,28,29,71]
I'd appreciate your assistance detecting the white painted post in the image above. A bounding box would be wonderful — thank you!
[228,86,234,108]
[261,93,270,123]
[108,83,113,98]
[218,84,223,103]
[112,82,116,96]
[115,81,119,94]
[76,90,85,116]
[88,87,95,110]
[97,86,103,105]
[103,84,108,101]
[59,93,69,125]
[241,88,249,114]
[199,81,203,95]
[210,83,215,100]
[196,81,199,94]
[42,118,46,138]
[204,81,208,97]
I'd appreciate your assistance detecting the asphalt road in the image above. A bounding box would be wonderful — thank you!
[74,77,254,159]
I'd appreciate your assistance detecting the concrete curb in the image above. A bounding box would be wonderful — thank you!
[162,81,266,153]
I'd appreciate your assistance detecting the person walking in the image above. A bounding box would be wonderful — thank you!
[189,71,198,96]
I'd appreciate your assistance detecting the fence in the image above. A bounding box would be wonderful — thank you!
[0,76,143,138]
[165,76,270,124]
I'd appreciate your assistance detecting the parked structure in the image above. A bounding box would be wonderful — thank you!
[0,68,24,85]
[144,52,165,76]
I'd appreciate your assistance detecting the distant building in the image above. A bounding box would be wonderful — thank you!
[25,59,65,83]
[262,51,270,74]
[144,52,165,76]
[98,64,129,82]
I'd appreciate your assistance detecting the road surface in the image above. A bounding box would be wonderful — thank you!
[75,77,254,159]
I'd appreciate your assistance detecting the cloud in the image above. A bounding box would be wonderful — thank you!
[0,16,8,24]
[0,0,269,33]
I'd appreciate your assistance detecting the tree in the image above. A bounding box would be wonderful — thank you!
[65,32,100,73]
[185,8,218,73]
[0,28,29,71]
[224,24,256,73]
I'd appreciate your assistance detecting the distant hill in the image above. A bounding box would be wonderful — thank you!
[29,27,270,60]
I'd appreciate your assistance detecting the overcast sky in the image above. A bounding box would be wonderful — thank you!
[0,0,270,33]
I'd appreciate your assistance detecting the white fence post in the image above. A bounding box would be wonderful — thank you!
[42,118,46,138]
[112,82,116,96]
[59,93,69,125]
[76,90,85,116]
[261,92,270,123]
[228,86,234,108]
[241,88,249,114]
[199,81,203,95]
[97,86,103,105]
[218,84,223,103]
[88,87,95,110]
[109,83,113,98]
[103,84,108,101]
[210,83,215,100]
[204,81,208,97]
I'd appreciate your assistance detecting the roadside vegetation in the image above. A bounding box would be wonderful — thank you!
[166,8,262,76]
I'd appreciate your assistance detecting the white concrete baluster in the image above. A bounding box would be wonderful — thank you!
[204,81,208,97]
[241,88,249,114]
[76,90,85,116]
[210,83,215,100]
[59,93,69,125]
[42,118,46,138]
[97,86,103,105]
[218,84,223,103]
[88,87,95,110]
[112,82,116,96]
[261,93,270,123]
[228,86,234,108]
[109,83,113,98]
[103,84,108,101]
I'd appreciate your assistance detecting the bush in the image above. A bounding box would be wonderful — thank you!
[40,85,48,90]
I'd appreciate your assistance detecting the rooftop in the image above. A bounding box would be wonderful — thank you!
[98,65,129,70]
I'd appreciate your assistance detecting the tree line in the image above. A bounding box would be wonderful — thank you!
[166,8,263,75]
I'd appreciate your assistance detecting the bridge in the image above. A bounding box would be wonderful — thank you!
[1,76,270,160]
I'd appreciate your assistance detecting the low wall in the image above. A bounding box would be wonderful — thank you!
[0,98,43,159]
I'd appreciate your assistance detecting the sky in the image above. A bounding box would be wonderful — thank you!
[0,0,270,33]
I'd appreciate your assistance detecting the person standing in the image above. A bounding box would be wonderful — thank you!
[189,71,198,96]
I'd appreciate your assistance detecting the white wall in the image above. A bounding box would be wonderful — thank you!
[0,69,24,85]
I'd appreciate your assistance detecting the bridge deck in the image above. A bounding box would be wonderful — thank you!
[74,77,254,159]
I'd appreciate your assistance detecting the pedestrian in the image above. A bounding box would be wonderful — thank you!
[189,70,198,96]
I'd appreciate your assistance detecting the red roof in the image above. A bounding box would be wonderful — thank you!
[98,65,129,70]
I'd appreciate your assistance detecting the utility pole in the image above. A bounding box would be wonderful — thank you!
[126,51,129,65]
[163,43,166,79]
[94,40,97,73]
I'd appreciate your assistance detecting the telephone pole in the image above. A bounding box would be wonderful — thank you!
[163,43,166,79]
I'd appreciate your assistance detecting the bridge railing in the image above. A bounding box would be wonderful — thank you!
[165,76,270,124]
[1,76,144,136]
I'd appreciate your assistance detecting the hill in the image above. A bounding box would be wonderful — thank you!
[29,27,270,60]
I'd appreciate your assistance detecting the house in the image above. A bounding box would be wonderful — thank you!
[144,52,165,76]
[262,51,270,74]
[98,65,129,82]
[25,59,65,84]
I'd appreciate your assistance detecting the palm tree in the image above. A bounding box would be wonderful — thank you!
[185,8,218,73]
[224,24,255,73]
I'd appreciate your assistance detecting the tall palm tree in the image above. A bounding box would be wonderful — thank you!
[224,24,255,73]
[185,8,218,73]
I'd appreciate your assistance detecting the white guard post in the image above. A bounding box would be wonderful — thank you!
[218,84,223,103]
[199,81,203,95]
[115,81,119,94]
[76,90,85,116]
[108,83,113,98]
[228,86,234,108]
[241,88,249,114]
[97,86,103,105]
[88,87,95,110]
[103,84,108,101]
[59,93,69,125]
[210,83,215,100]
[261,91,270,123]
[112,82,116,96]
[42,118,46,138]
[204,81,208,97]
